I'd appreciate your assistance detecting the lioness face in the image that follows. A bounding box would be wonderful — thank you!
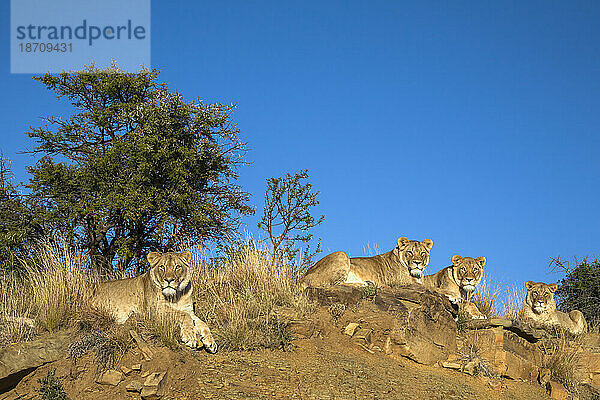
[147,251,192,300]
[397,237,433,278]
[451,255,485,293]
[525,281,557,314]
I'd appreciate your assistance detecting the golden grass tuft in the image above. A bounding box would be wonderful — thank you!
[191,241,315,351]
[23,239,96,332]
[472,275,502,318]
[501,284,526,322]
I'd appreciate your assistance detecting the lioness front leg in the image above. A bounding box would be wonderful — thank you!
[190,314,218,353]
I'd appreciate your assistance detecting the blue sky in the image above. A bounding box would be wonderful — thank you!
[1,1,599,289]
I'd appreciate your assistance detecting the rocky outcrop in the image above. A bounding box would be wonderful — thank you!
[457,326,542,381]
[308,284,458,365]
[0,332,71,393]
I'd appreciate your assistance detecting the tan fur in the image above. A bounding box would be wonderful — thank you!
[523,281,587,335]
[91,251,217,352]
[423,255,486,319]
[300,237,433,288]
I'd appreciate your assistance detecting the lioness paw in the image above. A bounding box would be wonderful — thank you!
[203,339,218,354]
[180,325,198,348]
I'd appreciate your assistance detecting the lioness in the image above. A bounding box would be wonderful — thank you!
[91,251,218,353]
[523,281,587,335]
[300,237,433,288]
[423,255,486,319]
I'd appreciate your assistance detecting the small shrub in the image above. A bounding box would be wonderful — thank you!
[361,283,377,300]
[551,257,600,328]
[539,329,580,392]
[456,310,470,334]
[38,369,69,400]
[68,331,128,371]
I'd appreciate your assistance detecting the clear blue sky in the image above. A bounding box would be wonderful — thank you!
[1,1,599,289]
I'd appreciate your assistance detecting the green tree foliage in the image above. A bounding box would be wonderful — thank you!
[27,64,252,273]
[258,169,324,267]
[0,155,43,272]
[551,256,600,327]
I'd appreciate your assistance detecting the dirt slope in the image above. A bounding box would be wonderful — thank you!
[1,324,548,400]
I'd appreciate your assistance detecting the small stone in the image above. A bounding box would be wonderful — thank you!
[141,370,151,378]
[487,378,502,389]
[343,323,360,336]
[120,365,132,375]
[463,361,478,375]
[96,369,123,386]
[353,328,372,345]
[546,381,568,400]
[131,363,142,371]
[384,336,393,354]
[141,371,167,400]
[441,361,462,370]
[126,381,143,393]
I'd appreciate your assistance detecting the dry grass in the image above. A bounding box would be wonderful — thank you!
[472,275,502,318]
[0,273,35,346]
[23,239,96,332]
[191,240,315,351]
[501,284,526,322]
[539,329,581,392]
[1,238,96,345]
[0,237,314,353]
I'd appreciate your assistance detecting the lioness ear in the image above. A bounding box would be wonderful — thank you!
[397,237,410,248]
[476,256,486,267]
[526,281,535,291]
[147,251,161,266]
[180,250,192,263]
[548,283,558,293]
[452,255,462,265]
[422,239,433,251]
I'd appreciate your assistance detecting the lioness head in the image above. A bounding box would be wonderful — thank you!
[451,255,485,293]
[396,237,433,278]
[147,251,192,301]
[525,281,557,314]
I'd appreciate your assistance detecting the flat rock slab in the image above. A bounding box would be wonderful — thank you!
[464,318,544,343]
[0,332,71,394]
[141,371,167,400]
[96,369,123,386]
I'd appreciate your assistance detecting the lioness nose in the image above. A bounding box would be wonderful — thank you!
[413,261,421,265]
[165,278,174,284]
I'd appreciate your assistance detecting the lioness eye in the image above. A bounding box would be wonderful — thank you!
[421,252,426,257]
[175,265,181,271]
[473,268,478,273]
[407,251,413,256]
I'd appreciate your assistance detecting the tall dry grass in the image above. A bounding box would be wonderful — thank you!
[191,241,315,351]
[472,275,502,318]
[501,284,526,322]
[0,238,96,345]
[1,237,314,352]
